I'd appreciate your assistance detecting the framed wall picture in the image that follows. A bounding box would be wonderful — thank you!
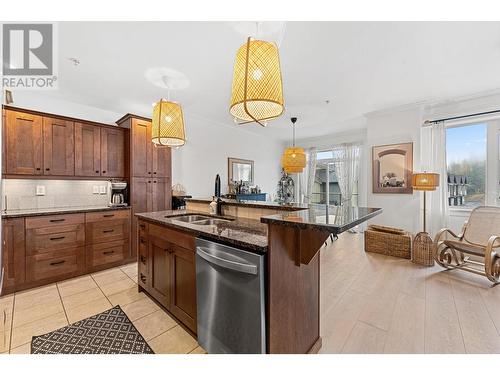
[372,142,413,194]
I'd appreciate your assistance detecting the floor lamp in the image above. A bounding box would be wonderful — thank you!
[412,172,440,266]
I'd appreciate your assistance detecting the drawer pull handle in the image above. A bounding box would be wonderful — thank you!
[50,236,66,241]
[139,224,146,229]
[103,229,114,233]
[103,214,114,218]
[103,250,115,255]
[50,260,66,266]
[49,219,65,223]
[140,274,147,283]
[140,255,147,263]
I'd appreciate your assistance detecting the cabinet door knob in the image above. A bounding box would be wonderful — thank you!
[153,180,157,183]
[95,170,99,173]
[148,171,152,174]
[102,171,106,174]
[36,168,41,171]
[45,168,50,171]
[153,172,157,174]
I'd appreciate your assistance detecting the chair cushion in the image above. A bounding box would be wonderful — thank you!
[443,239,486,257]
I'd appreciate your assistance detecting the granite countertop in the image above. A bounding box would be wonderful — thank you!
[260,205,383,234]
[185,197,307,211]
[135,210,268,253]
[2,205,131,218]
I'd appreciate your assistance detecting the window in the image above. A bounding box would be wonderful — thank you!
[311,146,360,206]
[445,123,487,208]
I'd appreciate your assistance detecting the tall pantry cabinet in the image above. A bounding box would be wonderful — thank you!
[116,114,172,258]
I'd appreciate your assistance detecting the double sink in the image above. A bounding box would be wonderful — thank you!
[168,214,233,226]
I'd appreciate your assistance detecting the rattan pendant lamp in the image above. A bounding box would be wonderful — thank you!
[151,77,186,147]
[281,117,306,174]
[229,24,285,127]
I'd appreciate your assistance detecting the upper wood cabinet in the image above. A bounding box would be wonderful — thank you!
[4,110,43,175]
[100,127,125,178]
[43,117,75,176]
[75,122,101,177]
[131,118,171,178]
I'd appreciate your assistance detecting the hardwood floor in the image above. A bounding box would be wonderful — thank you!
[319,232,500,354]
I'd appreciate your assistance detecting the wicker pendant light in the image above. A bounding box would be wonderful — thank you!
[229,36,284,127]
[281,117,306,174]
[151,98,186,147]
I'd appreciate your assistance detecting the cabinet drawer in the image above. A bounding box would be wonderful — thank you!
[87,240,127,268]
[26,213,84,229]
[27,247,85,283]
[26,223,85,255]
[86,219,129,244]
[149,223,195,251]
[85,209,130,223]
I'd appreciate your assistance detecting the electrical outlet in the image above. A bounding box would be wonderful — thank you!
[92,186,99,194]
[99,185,107,195]
[36,186,46,196]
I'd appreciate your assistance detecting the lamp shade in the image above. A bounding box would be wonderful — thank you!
[152,99,186,147]
[412,172,440,191]
[229,38,284,125]
[281,147,306,174]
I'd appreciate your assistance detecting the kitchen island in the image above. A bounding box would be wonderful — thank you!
[135,204,382,353]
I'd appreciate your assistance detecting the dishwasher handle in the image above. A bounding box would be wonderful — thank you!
[196,246,258,275]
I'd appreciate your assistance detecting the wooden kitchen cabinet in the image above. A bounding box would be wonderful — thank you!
[152,145,171,178]
[2,218,26,294]
[100,127,125,178]
[42,116,75,176]
[152,178,171,211]
[74,122,101,177]
[4,110,43,175]
[138,221,197,333]
[131,118,152,178]
[148,233,172,309]
[170,244,197,332]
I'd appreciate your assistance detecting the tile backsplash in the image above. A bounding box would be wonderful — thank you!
[2,179,111,211]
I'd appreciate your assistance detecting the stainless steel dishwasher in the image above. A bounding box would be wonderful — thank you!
[195,238,266,354]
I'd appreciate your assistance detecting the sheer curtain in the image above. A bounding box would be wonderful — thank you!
[298,147,317,203]
[421,122,449,236]
[332,144,360,206]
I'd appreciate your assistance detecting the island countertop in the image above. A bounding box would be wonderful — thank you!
[260,205,383,233]
[135,210,268,253]
[185,197,308,211]
[2,205,131,218]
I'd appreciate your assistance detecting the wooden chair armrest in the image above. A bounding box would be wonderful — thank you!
[434,228,462,244]
[486,235,500,251]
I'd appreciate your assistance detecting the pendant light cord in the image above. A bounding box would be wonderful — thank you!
[293,122,295,147]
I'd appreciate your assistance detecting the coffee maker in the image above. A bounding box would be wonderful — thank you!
[109,181,128,207]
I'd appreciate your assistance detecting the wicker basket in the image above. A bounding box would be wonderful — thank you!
[412,232,435,266]
[364,224,411,259]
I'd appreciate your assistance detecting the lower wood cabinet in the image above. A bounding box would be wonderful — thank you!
[138,220,197,333]
[2,218,26,293]
[1,209,132,295]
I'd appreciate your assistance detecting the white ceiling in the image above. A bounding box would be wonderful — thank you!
[45,21,500,141]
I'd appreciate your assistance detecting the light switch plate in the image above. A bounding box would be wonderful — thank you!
[99,186,107,194]
[92,186,99,194]
[36,186,46,196]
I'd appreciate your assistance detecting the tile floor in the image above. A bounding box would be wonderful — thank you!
[0,262,205,354]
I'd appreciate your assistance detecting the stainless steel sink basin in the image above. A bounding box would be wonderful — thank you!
[193,219,231,226]
[171,214,212,223]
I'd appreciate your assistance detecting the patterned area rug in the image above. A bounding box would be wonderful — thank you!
[31,306,154,354]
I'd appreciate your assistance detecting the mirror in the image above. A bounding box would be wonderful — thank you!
[228,158,254,185]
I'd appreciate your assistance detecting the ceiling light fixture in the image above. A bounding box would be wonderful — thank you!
[229,23,284,127]
[151,77,186,147]
[281,117,306,174]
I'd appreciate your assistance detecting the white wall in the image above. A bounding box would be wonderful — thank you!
[172,114,283,198]
[365,106,423,233]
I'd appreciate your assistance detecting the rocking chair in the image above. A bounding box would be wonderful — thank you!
[434,206,500,284]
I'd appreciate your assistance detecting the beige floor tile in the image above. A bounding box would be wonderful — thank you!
[148,325,198,354]
[99,277,136,296]
[189,346,207,354]
[92,268,129,286]
[341,321,387,354]
[121,297,160,322]
[127,275,138,284]
[107,287,146,307]
[0,294,14,313]
[61,287,106,310]
[120,263,137,276]
[65,297,112,324]
[11,312,67,348]
[13,300,64,328]
[14,285,60,311]
[133,310,177,341]
[57,276,97,298]
[10,342,31,354]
